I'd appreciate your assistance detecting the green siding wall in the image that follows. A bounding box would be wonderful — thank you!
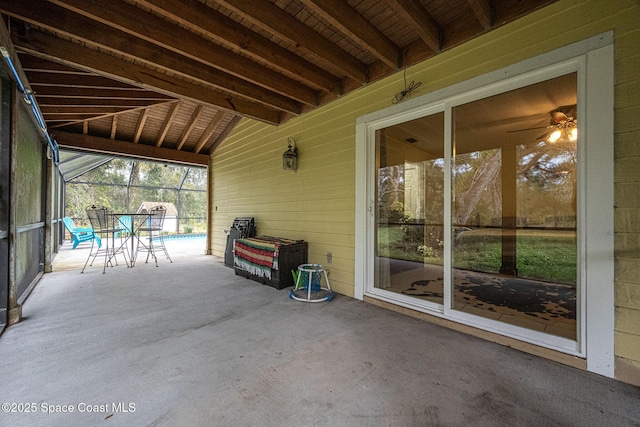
[211,0,640,385]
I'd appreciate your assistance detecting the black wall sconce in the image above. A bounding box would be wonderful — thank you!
[282,137,298,171]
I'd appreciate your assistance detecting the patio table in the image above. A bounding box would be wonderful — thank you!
[108,213,152,268]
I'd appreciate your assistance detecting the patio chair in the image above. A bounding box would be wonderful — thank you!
[116,215,133,238]
[136,205,172,266]
[63,216,101,249]
[82,205,129,273]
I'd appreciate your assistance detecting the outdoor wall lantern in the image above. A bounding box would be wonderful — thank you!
[282,137,298,171]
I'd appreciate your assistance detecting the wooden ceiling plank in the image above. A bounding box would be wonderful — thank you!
[216,0,368,83]
[386,0,441,53]
[44,0,318,107]
[176,105,205,151]
[14,30,281,124]
[54,130,210,166]
[134,0,340,93]
[133,109,149,144]
[467,0,492,30]
[300,0,401,69]
[156,102,180,147]
[194,111,226,154]
[1,0,307,113]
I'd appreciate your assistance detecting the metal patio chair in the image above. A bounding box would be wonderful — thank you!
[81,205,129,273]
[136,205,172,266]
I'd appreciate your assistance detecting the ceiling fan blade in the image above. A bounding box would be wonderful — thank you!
[551,111,568,123]
[506,126,548,133]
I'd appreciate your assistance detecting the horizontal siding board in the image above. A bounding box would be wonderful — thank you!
[616,80,640,110]
[616,307,640,335]
[615,156,640,183]
[614,105,640,133]
[615,282,640,310]
[614,130,640,159]
[615,331,640,362]
[616,258,640,285]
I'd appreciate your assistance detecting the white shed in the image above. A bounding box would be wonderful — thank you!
[137,202,178,233]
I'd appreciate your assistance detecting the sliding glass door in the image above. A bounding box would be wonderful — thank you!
[374,112,445,308]
[451,74,577,340]
[371,72,578,342]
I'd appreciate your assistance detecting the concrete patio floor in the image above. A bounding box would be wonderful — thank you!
[1,239,639,426]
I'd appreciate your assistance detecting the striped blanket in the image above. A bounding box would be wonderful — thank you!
[234,236,301,279]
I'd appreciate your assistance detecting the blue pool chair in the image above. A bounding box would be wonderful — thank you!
[63,216,101,249]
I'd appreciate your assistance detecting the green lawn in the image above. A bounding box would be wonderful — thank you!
[378,225,576,285]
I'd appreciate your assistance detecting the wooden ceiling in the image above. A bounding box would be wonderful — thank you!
[0,0,556,166]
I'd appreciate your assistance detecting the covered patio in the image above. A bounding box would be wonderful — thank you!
[1,239,639,426]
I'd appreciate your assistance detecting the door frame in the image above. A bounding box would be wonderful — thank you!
[355,33,614,377]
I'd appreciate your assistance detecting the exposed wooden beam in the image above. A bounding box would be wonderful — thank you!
[22,71,143,89]
[156,102,180,148]
[110,115,118,139]
[177,105,204,151]
[467,0,492,30]
[216,0,368,83]
[194,111,226,154]
[210,116,242,154]
[300,0,401,69]
[13,29,282,124]
[41,105,137,114]
[134,0,340,93]
[386,0,441,53]
[43,113,108,121]
[36,98,167,108]
[133,109,149,144]
[46,0,318,107]
[0,0,306,113]
[29,85,172,100]
[19,55,95,74]
[0,15,31,94]
[54,130,210,166]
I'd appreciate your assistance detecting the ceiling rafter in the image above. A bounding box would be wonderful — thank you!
[299,0,401,69]
[386,0,441,53]
[45,0,319,107]
[12,29,282,124]
[194,111,226,154]
[36,98,170,108]
[133,109,150,144]
[110,116,118,140]
[0,0,306,114]
[177,105,205,151]
[133,0,340,94]
[467,0,492,30]
[156,102,181,148]
[215,0,369,83]
[0,0,558,166]
[29,85,171,101]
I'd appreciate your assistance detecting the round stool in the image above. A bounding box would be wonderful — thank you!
[289,263,336,303]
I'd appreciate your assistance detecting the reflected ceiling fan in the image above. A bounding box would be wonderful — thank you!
[508,106,577,144]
